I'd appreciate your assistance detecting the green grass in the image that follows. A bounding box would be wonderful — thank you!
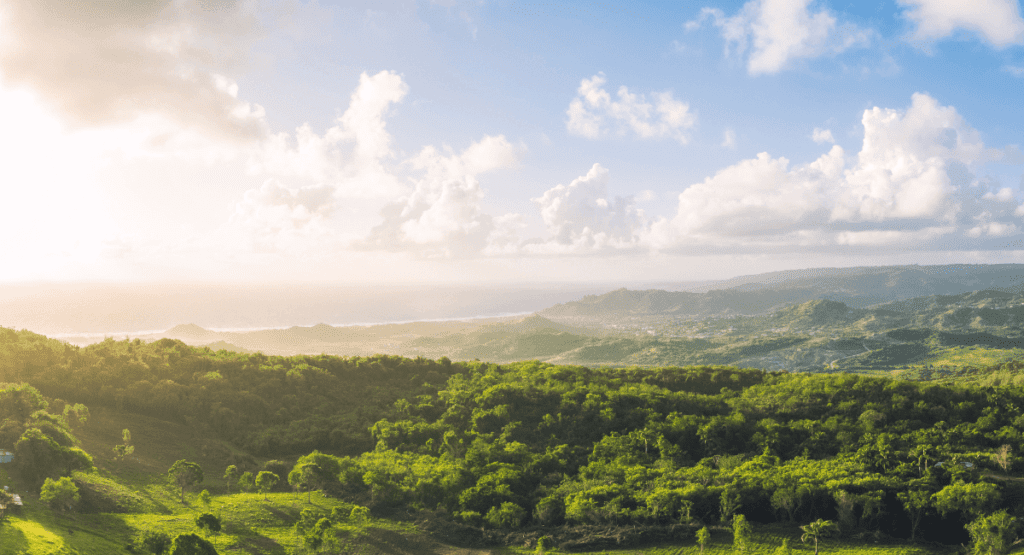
[914,346,1024,368]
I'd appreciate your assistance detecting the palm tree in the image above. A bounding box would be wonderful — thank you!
[800,519,837,555]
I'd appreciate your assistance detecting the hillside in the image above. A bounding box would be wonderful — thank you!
[543,264,1024,322]
[86,287,1024,374]
[8,349,1024,554]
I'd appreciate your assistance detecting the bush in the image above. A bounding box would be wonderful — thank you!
[486,502,527,529]
[40,476,80,514]
[136,531,171,555]
[194,513,222,534]
[169,533,218,555]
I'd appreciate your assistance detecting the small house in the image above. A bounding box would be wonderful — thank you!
[0,450,12,464]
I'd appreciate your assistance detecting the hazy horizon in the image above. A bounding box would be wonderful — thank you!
[0,281,628,336]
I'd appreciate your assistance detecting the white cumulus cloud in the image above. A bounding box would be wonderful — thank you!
[528,163,646,253]
[566,74,696,143]
[833,92,986,222]
[645,93,1020,253]
[363,135,523,257]
[252,70,409,199]
[691,0,873,74]
[898,0,1024,48]
[648,147,841,248]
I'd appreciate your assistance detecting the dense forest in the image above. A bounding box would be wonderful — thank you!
[0,328,461,456]
[4,326,1024,552]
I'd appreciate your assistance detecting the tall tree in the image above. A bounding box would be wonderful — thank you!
[223,465,239,494]
[898,489,932,542]
[696,526,710,554]
[168,460,204,503]
[800,519,836,555]
[255,471,279,501]
[289,462,322,503]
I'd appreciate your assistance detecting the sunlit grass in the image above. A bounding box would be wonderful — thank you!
[917,346,1023,368]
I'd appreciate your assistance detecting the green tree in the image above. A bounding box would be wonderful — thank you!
[898,489,932,542]
[288,462,320,503]
[238,471,255,494]
[733,513,753,552]
[198,489,211,509]
[800,519,836,555]
[968,511,1018,555]
[697,526,711,554]
[13,427,92,486]
[350,505,370,523]
[773,538,793,555]
[255,470,279,501]
[485,502,527,529]
[933,482,1000,522]
[169,533,218,555]
[771,486,801,522]
[288,451,342,502]
[62,403,89,430]
[40,476,79,514]
[223,465,239,494]
[194,513,221,535]
[720,487,742,523]
[167,460,204,503]
[113,428,134,462]
[136,531,171,555]
[304,517,338,552]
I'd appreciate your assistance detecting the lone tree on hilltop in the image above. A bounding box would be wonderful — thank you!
[168,460,203,503]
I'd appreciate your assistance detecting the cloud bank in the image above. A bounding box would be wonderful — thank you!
[646,93,1020,253]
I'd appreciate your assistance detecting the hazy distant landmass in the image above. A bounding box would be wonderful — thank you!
[0,282,619,336]
[542,263,1024,321]
[29,263,1024,377]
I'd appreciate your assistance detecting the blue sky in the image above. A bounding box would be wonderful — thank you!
[1,0,1023,283]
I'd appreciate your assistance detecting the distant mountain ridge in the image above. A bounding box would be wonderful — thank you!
[541,264,1024,320]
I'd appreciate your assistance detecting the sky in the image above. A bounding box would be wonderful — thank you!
[2,0,1024,284]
